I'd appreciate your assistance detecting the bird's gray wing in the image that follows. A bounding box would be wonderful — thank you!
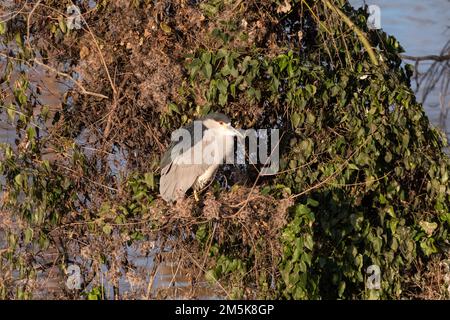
[159,162,211,202]
[160,121,205,169]
[159,121,210,202]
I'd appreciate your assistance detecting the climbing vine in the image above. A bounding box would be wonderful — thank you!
[0,0,449,299]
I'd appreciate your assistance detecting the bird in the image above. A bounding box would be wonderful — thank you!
[159,112,242,203]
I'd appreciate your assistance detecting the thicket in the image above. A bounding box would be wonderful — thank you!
[0,0,449,299]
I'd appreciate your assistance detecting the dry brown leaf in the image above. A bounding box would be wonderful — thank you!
[276,0,292,14]
[79,45,90,59]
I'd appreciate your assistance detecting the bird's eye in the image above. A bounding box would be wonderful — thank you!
[219,121,224,125]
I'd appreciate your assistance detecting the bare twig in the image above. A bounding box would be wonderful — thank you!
[324,0,379,66]
[0,51,108,99]
[33,58,109,99]
[0,1,28,24]
[289,126,379,200]
[401,53,450,62]
[26,0,42,48]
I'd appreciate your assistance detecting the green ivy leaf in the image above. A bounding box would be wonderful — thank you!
[0,22,6,35]
[168,102,180,114]
[160,22,171,34]
[203,63,212,80]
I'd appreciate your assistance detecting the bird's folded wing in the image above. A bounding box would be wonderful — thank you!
[160,139,212,201]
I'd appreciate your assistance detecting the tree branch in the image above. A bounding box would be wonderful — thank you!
[401,53,450,62]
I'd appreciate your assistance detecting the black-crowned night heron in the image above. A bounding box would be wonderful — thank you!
[159,113,242,203]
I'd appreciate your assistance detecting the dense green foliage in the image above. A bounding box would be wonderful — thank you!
[182,0,450,299]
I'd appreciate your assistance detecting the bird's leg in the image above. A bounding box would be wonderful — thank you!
[194,189,200,202]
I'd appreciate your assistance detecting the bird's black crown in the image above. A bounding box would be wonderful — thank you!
[203,112,231,124]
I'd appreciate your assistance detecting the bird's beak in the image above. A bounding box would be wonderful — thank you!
[228,124,244,138]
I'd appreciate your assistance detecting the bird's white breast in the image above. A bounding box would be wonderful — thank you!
[202,128,235,165]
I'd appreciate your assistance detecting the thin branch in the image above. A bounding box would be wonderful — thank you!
[289,126,379,200]
[401,53,450,62]
[0,52,108,99]
[26,0,41,49]
[33,58,109,99]
[0,2,28,24]
[324,0,379,66]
